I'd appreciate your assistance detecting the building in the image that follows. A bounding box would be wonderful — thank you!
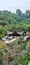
[12,31,20,36]
[7,30,23,37]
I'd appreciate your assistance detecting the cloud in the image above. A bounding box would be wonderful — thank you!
[0,0,30,12]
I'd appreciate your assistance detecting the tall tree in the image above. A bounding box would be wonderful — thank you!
[16,9,22,16]
[25,10,30,18]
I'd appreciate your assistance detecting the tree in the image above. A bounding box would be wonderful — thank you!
[16,9,22,16]
[25,10,30,18]
[0,26,6,39]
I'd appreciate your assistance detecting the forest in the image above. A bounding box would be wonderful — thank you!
[0,9,30,38]
[0,9,30,65]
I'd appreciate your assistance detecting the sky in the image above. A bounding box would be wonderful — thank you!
[0,0,30,13]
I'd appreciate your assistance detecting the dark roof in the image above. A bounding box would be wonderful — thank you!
[7,31,23,35]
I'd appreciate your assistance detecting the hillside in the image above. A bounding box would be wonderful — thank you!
[0,9,30,33]
[0,9,30,65]
[0,10,30,24]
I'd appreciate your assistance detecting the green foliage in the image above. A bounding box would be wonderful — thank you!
[20,42,26,50]
[14,51,30,65]
[0,51,3,65]
[20,51,30,65]
[0,10,30,32]
[26,41,30,51]
[0,9,30,65]
[0,51,3,56]
[0,26,6,38]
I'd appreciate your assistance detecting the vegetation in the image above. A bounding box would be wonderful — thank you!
[13,40,30,65]
[12,51,30,65]
[0,41,4,49]
[0,26,6,38]
[0,51,3,65]
[0,9,30,65]
[0,9,30,37]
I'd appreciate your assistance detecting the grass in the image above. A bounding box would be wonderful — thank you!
[0,41,4,49]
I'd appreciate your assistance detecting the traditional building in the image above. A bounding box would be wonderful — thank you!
[7,30,23,37]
